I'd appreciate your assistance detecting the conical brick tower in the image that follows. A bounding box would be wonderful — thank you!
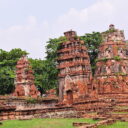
[94,25,128,94]
[13,56,40,97]
[57,30,92,104]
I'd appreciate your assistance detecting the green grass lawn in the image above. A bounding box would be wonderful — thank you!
[99,121,128,128]
[1,118,128,128]
[0,118,97,128]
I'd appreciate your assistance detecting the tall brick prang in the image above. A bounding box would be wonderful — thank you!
[94,25,128,94]
[57,30,92,104]
[13,56,40,97]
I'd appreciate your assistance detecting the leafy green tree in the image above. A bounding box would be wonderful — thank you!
[80,32,102,74]
[29,59,47,95]
[0,48,28,95]
[0,67,15,95]
[46,36,67,60]
[29,58,60,95]
[45,37,67,92]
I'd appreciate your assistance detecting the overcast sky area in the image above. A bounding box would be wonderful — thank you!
[0,0,128,59]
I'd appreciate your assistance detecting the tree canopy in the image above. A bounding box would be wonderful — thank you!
[0,48,28,95]
[80,32,102,74]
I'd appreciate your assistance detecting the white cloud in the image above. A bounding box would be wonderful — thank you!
[0,0,128,59]
[0,16,50,59]
[54,0,128,38]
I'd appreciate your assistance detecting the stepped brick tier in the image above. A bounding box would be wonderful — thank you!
[94,25,128,94]
[57,30,93,104]
[13,56,40,97]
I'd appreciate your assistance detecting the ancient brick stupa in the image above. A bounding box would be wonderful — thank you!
[94,25,128,94]
[13,56,40,97]
[57,30,92,104]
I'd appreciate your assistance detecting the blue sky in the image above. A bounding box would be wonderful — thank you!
[0,0,128,59]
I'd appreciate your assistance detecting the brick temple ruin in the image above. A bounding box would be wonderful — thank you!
[57,30,92,104]
[2,25,128,126]
[57,25,128,105]
[13,56,40,97]
[94,24,128,94]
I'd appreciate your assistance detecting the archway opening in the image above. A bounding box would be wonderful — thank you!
[66,90,73,104]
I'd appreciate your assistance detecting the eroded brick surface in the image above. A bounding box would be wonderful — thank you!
[57,30,92,104]
[13,56,40,97]
[94,25,128,94]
